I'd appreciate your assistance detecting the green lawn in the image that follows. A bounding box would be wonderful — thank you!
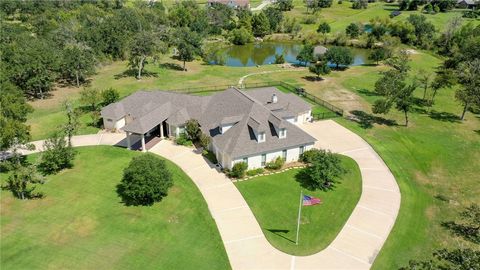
[288,1,479,34]
[235,156,362,255]
[0,146,230,270]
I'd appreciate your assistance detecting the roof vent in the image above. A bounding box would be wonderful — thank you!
[272,94,278,104]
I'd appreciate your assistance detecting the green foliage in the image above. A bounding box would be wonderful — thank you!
[230,162,248,178]
[407,14,436,48]
[230,27,253,45]
[128,31,166,79]
[352,0,368,9]
[263,6,283,32]
[38,133,76,175]
[400,248,480,270]
[4,163,44,200]
[118,153,173,206]
[61,42,96,87]
[325,46,353,68]
[246,168,265,176]
[175,133,193,146]
[276,0,294,11]
[455,59,480,120]
[368,47,389,65]
[300,148,321,163]
[184,119,201,141]
[0,80,33,151]
[101,87,120,106]
[265,157,285,170]
[202,149,218,164]
[317,21,331,34]
[199,132,211,149]
[274,54,285,64]
[430,0,456,12]
[174,27,202,71]
[305,0,333,13]
[309,61,331,79]
[252,12,271,37]
[61,100,80,146]
[301,149,346,190]
[296,44,314,66]
[345,23,360,38]
[80,87,101,112]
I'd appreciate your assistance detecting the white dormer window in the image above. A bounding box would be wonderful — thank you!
[258,132,266,143]
[279,128,287,139]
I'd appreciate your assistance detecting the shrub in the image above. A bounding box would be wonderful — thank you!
[118,153,173,206]
[300,149,321,163]
[246,168,265,176]
[274,54,285,64]
[346,23,360,39]
[352,0,368,9]
[265,157,285,170]
[202,150,218,164]
[300,149,346,190]
[199,132,211,149]
[302,16,317,25]
[184,119,201,141]
[230,27,253,45]
[175,133,193,146]
[38,133,76,175]
[230,162,248,178]
[101,87,120,105]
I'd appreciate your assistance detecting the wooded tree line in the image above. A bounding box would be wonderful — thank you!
[0,0,301,99]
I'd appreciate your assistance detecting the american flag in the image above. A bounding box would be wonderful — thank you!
[303,195,322,206]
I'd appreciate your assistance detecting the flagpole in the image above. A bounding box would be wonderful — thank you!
[295,190,303,245]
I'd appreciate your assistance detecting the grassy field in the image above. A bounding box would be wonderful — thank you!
[235,156,362,255]
[0,146,230,270]
[287,1,479,34]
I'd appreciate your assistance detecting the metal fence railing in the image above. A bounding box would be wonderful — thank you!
[166,81,344,120]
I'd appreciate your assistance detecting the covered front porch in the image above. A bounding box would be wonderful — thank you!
[125,121,169,152]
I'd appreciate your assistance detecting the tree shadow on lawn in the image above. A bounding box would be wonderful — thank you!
[302,76,325,82]
[441,221,480,244]
[349,110,398,129]
[294,169,338,192]
[159,62,184,71]
[266,229,295,243]
[114,69,158,80]
[356,88,381,97]
[428,110,461,123]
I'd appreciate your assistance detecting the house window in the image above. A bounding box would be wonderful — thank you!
[258,132,265,142]
[261,154,266,166]
[279,128,286,138]
[282,149,287,160]
[299,146,305,155]
[107,119,113,122]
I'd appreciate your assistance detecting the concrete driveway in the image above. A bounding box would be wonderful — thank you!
[149,120,400,270]
[16,120,400,269]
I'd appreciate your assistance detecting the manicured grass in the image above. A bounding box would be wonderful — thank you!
[0,146,230,270]
[235,156,362,255]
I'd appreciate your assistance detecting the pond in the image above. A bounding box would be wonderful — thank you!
[213,42,372,67]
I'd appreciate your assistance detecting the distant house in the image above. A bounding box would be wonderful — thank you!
[313,46,328,59]
[101,87,315,169]
[457,0,478,9]
[207,0,250,9]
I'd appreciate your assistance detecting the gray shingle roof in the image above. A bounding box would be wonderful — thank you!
[101,87,316,158]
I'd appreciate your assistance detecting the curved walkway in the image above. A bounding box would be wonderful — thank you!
[238,69,305,86]
[18,120,400,269]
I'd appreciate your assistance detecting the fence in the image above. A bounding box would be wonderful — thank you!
[166,81,344,120]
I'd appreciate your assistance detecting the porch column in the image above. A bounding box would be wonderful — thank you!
[141,134,146,152]
[126,132,131,150]
[159,123,164,138]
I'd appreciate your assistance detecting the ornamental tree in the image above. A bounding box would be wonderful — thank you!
[118,153,173,206]
[325,46,353,69]
[302,149,346,190]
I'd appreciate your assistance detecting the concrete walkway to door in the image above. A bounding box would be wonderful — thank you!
[149,120,401,270]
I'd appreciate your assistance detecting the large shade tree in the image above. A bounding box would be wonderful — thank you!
[0,80,33,151]
[325,46,353,69]
[455,59,480,120]
[61,42,96,87]
[128,30,167,79]
[174,27,202,71]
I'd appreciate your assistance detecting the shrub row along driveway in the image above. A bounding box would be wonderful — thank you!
[18,120,400,269]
